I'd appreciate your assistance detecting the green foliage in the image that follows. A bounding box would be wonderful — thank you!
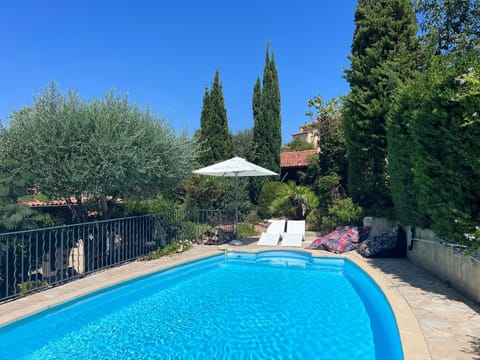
[282,138,315,152]
[387,77,425,226]
[17,193,49,203]
[0,156,37,232]
[305,209,322,232]
[120,192,178,216]
[304,95,347,209]
[0,239,39,298]
[414,0,480,55]
[258,47,282,175]
[455,65,480,126]
[249,45,282,203]
[17,280,49,295]
[244,209,261,224]
[176,221,198,241]
[407,51,480,242]
[148,243,177,258]
[316,174,345,209]
[33,213,56,228]
[248,78,264,203]
[232,129,253,158]
[1,83,198,222]
[269,181,319,220]
[343,0,419,215]
[181,175,225,210]
[257,182,284,219]
[146,239,192,260]
[181,174,252,222]
[320,198,363,234]
[306,95,343,120]
[237,223,257,238]
[198,70,234,166]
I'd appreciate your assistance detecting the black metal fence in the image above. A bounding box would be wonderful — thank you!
[0,209,233,303]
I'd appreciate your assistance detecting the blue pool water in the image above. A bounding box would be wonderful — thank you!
[0,251,402,359]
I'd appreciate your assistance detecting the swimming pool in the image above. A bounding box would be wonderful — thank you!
[0,250,402,359]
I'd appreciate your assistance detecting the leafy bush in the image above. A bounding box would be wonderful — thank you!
[180,175,226,211]
[121,192,178,216]
[146,239,192,260]
[269,181,319,220]
[34,213,56,228]
[17,280,49,294]
[306,210,322,232]
[244,210,261,224]
[281,138,315,152]
[237,223,257,238]
[320,198,363,234]
[257,182,284,219]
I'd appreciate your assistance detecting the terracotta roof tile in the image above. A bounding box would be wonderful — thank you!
[21,196,78,207]
[281,150,318,168]
[20,194,121,207]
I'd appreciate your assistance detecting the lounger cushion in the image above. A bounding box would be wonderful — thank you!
[308,226,371,253]
[357,226,406,258]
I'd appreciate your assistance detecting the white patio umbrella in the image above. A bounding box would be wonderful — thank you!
[193,157,278,240]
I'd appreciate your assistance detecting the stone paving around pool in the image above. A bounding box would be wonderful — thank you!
[0,238,479,360]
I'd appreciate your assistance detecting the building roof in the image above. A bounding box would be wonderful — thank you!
[20,194,120,208]
[292,130,309,137]
[281,150,318,168]
[20,196,81,207]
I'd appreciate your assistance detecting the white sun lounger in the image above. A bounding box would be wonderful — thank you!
[281,220,305,247]
[257,219,286,246]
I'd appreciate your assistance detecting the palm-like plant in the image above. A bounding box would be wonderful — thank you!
[269,181,319,220]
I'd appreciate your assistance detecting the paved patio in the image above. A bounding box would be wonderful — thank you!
[1,239,479,360]
[360,255,480,360]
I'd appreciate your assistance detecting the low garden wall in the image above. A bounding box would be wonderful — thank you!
[364,218,480,304]
[405,227,480,304]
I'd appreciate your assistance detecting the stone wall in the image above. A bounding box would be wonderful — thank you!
[363,216,397,239]
[405,226,480,304]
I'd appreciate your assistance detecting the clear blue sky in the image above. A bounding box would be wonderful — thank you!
[1,1,357,144]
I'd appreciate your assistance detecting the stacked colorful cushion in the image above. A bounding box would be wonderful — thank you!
[308,226,371,253]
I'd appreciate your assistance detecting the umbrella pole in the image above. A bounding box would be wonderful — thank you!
[234,173,238,240]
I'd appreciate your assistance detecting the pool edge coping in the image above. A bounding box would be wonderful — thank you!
[340,251,432,360]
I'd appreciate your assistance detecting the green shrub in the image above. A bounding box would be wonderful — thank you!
[244,209,261,224]
[177,221,196,240]
[146,239,192,260]
[258,182,284,219]
[121,192,178,216]
[237,223,257,238]
[17,280,49,294]
[34,213,56,228]
[269,181,319,220]
[320,198,362,234]
[306,210,322,232]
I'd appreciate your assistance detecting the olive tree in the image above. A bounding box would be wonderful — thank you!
[1,83,198,222]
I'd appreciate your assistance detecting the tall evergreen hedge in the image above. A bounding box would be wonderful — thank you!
[406,52,480,241]
[343,0,419,215]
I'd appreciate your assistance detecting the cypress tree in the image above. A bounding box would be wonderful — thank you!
[252,77,262,143]
[198,70,233,166]
[249,46,281,203]
[198,87,213,166]
[261,49,281,174]
[343,0,419,215]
